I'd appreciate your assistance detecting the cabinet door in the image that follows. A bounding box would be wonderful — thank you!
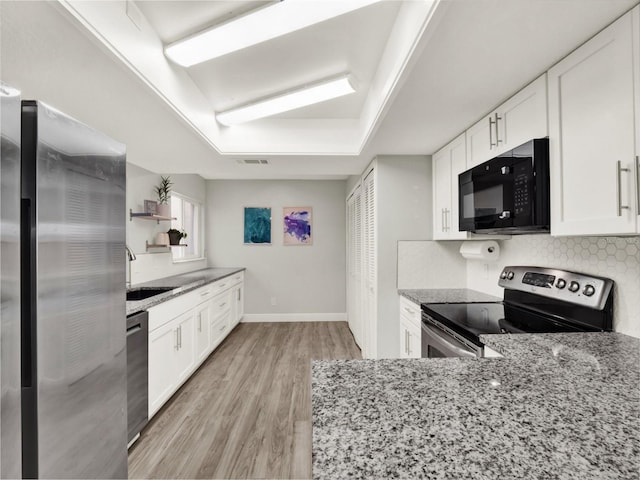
[548,9,639,236]
[195,301,211,363]
[447,134,468,239]
[466,114,494,168]
[174,310,196,384]
[211,310,231,350]
[232,283,244,326]
[498,74,547,152]
[148,320,178,417]
[432,147,451,240]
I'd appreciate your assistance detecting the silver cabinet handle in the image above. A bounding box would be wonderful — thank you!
[200,291,210,297]
[219,283,227,289]
[617,160,631,216]
[403,306,415,315]
[220,302,227,308]
[175,329,180,351]
[441,208,445,233]
[407,331,412,356]
[237,289,241,302]
[198,314,202,332]
[494,113,503,145]
[489,116,496,148]
[636,156,640,212]
[179,325,182,349]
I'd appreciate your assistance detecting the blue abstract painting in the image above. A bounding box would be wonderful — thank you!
[283,207,312,245]
[244,207,271,244]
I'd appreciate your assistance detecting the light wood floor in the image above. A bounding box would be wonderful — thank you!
[128,321,361,479]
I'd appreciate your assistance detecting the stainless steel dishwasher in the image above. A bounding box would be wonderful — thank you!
[126,310,148,446]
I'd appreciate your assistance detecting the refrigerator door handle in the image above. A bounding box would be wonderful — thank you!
[20,198,33,388]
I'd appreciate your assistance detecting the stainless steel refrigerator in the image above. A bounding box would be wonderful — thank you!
[1,84,128,479]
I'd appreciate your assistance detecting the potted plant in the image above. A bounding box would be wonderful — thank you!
[167,228,187,245]
[154,175,172,217]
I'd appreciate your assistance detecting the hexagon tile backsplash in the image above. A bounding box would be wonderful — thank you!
[466,235,640,338]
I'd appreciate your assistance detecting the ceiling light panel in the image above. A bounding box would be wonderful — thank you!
[165,0,382,67]
[216,75,356,126]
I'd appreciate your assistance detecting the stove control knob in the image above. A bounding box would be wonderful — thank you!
[506,271,515,280]
[568,281,580,293]
[583,284,596,297]
[556,279,566,289]
[500,271,508,280]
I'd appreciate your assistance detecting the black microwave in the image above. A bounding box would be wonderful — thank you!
[458,138,550,234]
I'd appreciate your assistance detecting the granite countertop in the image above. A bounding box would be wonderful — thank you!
[126,267,245,316]
[312,332,640,479]
[399,288,502,305]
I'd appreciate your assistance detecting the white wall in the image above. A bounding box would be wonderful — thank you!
[127,163,207,284]
[466,235,640,338]
[206,180,346,320]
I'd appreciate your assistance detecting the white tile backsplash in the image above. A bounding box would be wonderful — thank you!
[397,240,466,289]
[467,235,640,338]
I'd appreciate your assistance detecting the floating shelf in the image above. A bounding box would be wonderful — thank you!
[129,209,176,224]
[145,241,188,252]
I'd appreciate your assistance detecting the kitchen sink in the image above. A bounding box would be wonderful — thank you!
[126,287,174,301]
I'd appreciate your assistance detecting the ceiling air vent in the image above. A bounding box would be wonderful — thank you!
[236,159,269,165]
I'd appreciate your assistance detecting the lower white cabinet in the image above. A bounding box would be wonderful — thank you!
[147,273,244,418]
[399,297,421,359]
[148,309,195,416]
[210,291,232,349]
[195,300,212,364]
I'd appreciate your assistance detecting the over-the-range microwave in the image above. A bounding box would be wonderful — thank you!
[458,138,550,234]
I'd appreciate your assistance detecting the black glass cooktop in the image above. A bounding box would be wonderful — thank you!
[421,302,594,344]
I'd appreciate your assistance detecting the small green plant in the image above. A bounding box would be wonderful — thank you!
[167,228,187,239]
[167,228,187,245]
[154,176,172,205]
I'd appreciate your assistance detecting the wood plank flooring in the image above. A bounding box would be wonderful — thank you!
[128,321,361,479]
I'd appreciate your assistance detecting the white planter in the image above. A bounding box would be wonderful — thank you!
[157,203,171,218]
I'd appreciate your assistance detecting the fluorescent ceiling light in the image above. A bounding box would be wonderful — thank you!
[216,75,356,126]
[165,0,382,67]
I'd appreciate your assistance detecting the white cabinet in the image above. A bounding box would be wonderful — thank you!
[148,320,178,416]
[548,6,640,236]
[148,309,195,416]
[195,300,212,363]
[433,133,468,240]
[399,297,421,359]
[467,74,548,168]
[146,272,245,418]
[210,291,232,349]
[229,271,244,327]
[346,156,431,359]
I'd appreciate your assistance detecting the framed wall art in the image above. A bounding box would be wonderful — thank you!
[244,207,272,244]
[144,199,158,215]
[283,207,312,245]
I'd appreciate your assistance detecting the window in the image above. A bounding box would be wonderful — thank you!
[171,192,204,262]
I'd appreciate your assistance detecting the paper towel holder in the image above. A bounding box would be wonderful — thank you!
[459,240,501,261]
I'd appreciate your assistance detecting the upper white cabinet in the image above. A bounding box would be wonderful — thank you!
[467,74,548,168]
[433,133,468,240]
[548,6,640,236]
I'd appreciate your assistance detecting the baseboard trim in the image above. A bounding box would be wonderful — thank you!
[241,313,347,323]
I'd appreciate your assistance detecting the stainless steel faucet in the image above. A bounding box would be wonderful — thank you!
[126,245,136,288]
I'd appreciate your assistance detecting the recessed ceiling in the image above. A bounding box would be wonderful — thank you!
[2,0,637,180]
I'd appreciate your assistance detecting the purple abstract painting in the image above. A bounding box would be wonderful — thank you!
[283,207,312,245]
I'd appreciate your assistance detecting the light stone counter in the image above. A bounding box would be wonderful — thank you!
[312,332,640,479]
[126,267,244,316]
[399,288,501,306]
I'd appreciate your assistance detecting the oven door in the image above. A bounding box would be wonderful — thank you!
[421,314,482,358]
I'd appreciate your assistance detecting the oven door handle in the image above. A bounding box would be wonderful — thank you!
[422,321,478,358]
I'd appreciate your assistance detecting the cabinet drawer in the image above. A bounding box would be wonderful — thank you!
[399,296,421,328]
[229,271,244,285]
[211,309,231,348]
[211,291,232,318]
[148,289,198,331]
[209,277,235,297]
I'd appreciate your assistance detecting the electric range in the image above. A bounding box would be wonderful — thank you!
[420,266,614,358]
